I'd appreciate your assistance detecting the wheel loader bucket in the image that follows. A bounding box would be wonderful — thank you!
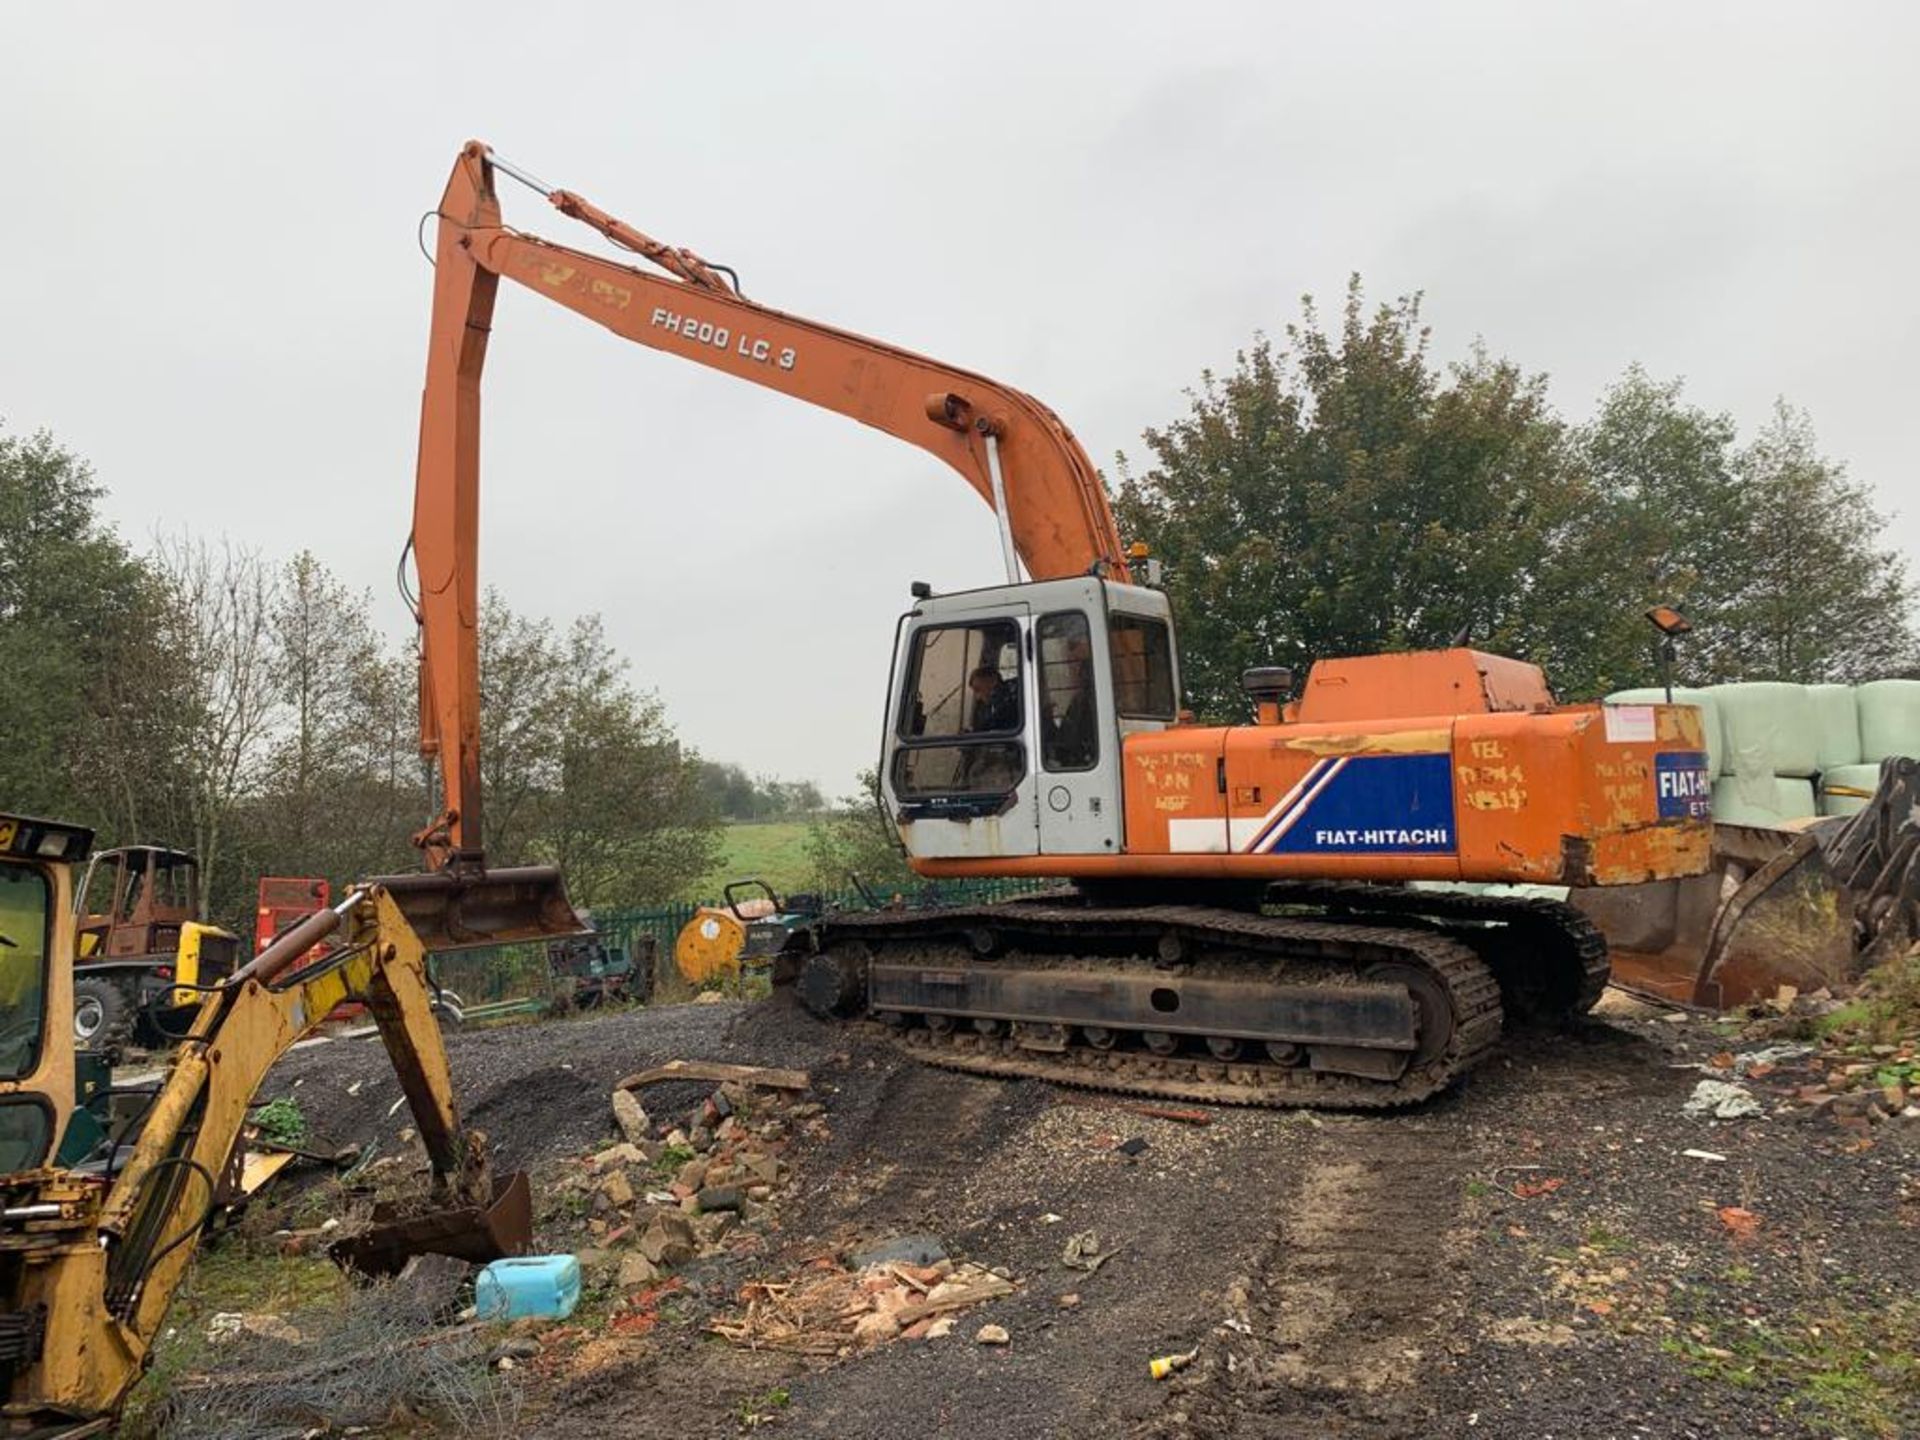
[1575,823,1855,1009]
[373,864,587,951]
[1575,758,1920,1011]
[329,1168,533,1276]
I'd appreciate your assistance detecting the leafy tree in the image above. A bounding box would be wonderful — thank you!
[1562,377,1915,692]
[0,426,177,831]
[805,769,913,895]
[472,595,718,906]
[536,616,720,908]
[1114,291,1915,711]
[242,552,423,896]
[1114,281,1582,719]
[476,590,567,866]
[1545,367,1753,695]
[697,762,827,821]
[1717,403,1915,682]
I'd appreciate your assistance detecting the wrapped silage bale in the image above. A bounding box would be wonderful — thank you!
[1711,774,1819,826]
[1711,682,1820,779]
[1819,761,1882,817]
[1604,686,1725,778]
[1856,679,1920,763]
[1807,683,1863,770]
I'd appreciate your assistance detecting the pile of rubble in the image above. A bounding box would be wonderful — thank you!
[534,1062,1022,1362]
[552,1063,826,1300]
[1685,987,1920,1140]
[710,1252,1017,1356]
[1764,1037,1920,1134]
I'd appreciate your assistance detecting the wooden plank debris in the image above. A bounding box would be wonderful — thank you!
[614,1059,811,1093]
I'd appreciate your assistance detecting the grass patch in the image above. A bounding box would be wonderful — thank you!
[1583,1223,1632,1255]
[1666,1294,1920,1438]
[652,1144,696,1178]
[1821,952,1920,1047]
[738,1384,792,1427]
[252,1096,308,1147]
[120,1236,350,1437]
[692,822,815,899]
[1814,1001,1875,1039]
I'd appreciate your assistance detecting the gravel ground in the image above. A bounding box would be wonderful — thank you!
[243,990,1920,1440]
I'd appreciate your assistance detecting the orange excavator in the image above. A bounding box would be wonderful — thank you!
[409,142,1714,1107]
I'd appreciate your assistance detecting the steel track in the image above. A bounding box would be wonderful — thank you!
[808,902,1505,1110]
[1258,881,1611,1019]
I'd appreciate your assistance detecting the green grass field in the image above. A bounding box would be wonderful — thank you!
[691,821,815,899]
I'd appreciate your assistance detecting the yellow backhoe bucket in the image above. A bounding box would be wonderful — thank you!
[330,1169,534,1276]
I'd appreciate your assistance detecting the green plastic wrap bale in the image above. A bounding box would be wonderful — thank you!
[1711,773,1818,826]
[1856,679,1920,763]
[1819,762,1882,817]
[1604,687,1724,778]
[1807,684,1862,770]
[1710,682,1819,779]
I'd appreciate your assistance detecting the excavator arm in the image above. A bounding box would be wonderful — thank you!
[412,140,1129,866]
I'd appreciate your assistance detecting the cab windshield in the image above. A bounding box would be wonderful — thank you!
[0,861,51,1080]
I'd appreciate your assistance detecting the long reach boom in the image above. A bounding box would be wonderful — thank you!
[412,140,1128,868]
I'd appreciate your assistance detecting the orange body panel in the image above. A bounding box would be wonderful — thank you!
[1290,649,1554,724]
[919,698,1712,887]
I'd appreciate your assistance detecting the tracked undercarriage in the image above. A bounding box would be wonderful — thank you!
[784,884,1608,1109]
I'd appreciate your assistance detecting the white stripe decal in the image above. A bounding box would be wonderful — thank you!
[1167,817,1230,854]
[1257,757,1348,851]
[1243,759,1331,853]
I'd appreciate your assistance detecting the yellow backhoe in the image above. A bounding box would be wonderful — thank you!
[0,811,581,1436]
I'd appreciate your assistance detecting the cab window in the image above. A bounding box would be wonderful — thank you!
[898,620,1022,739]
[1038,611,1098,772]
[894,618,1026,800]
[0,862,52,1081]
[1109,615,1176,719]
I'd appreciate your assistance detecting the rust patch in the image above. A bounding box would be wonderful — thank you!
[1279,727,1451,757]
[1589,822,1713,885]
[1656,706,1706,749]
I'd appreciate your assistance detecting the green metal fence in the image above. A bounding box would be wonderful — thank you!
[430,875,1052,1006]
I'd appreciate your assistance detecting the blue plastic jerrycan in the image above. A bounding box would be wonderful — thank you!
[474,1254,581,1321]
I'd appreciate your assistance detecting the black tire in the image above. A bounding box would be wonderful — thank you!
[73,974,134,1052]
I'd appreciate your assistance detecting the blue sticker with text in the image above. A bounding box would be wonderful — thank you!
[1258,753,1458,855]
[1654,751,1712,821]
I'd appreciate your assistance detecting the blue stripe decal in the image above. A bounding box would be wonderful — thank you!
[1262,753,1457,855]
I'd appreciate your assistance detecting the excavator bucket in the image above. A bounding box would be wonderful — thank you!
[1575,758,1920,1010]
[323,866,577,1274]
[374,864,586,952]
[330,1169,533,1277]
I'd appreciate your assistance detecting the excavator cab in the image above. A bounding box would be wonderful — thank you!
[0,815,93,1180]
[883,577,1181,861]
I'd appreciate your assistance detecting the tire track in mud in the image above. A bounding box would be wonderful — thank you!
[1141,1116,1476,1438]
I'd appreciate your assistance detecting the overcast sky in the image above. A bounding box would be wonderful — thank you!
[4,3,1915,790]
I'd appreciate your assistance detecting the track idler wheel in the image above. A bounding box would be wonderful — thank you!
[798,945,868,1019]
[1364,961,1453,1071]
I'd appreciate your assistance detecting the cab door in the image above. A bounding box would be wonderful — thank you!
[1034,607,1125,856]
[886,602,1041,860]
